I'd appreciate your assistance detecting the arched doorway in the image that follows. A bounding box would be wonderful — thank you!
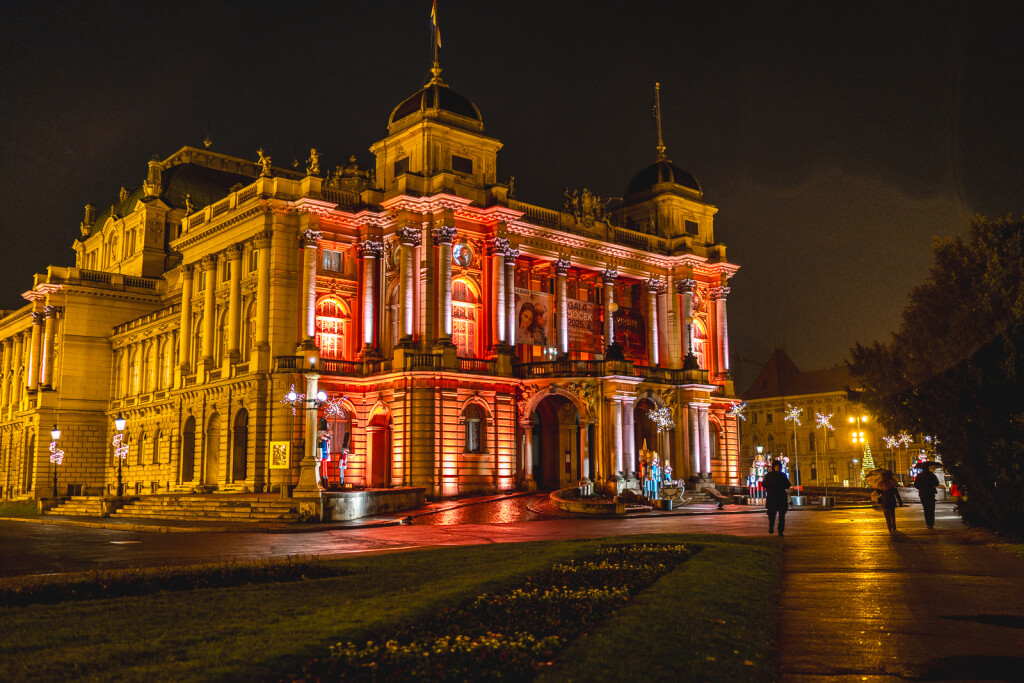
[181,416,196,482]
[531,395,579,489]
[205,413,221,486]
[323,404,353,486]
[366,407,392,488]
[232,409,248,483]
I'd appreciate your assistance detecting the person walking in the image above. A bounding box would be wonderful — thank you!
[875,470,903,532]
[914,462,940,528]
[762,460,791,536]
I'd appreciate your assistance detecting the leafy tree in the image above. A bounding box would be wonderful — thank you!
[848,216,1024,534]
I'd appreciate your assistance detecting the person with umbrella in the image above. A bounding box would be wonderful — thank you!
[914,461,940,528]
[762,459,791,536]
[867,467,903,532]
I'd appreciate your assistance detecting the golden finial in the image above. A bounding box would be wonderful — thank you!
[654,82,668,161]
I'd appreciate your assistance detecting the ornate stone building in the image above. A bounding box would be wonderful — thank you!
[0,64,741,502]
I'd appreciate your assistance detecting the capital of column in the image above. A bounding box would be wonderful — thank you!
[299,228,323,248]
[554,258,572,275]
[201,254,217,271]
[486,236,510,256]
[43,305,63,319]
[675,278,696,295]
[396,226,422,247]
[252,230,272,250]
[710,285,731,301]
[646,277,666,294]
[504,247,519,265]
[431,225,458,245]
[180,262,194,278]
[358,239,385,258]
[225,243,243,260]
[602,267,618,284]
[29,311,46,326]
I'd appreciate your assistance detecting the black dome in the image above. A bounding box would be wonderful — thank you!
[388,82,483,131]
[625,159,702,198]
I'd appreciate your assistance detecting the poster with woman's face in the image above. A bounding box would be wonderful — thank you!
[514,289,553,347]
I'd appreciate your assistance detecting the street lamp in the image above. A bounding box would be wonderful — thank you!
[49,424,63,498]
[815,412,834,498]
[784,404,803,488]
[849,414,868,485]
[113,412,127,497]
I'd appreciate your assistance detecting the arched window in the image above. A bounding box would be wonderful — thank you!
[452,279,480,358]
[692,319,708,370]
[152,428,161,465]
[181,416,196,482]
[216,308,228,366]
[241,300,256,359]
[463,403,485,453]
[315,298,349,360]
[137,430,147,466]
[129,348,141,395]
[108,234,119,266]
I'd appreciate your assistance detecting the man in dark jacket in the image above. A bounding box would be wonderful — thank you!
[762,460,792,536]
[914,462,941,528]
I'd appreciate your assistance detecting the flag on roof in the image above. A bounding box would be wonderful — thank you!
[431,0,442,48]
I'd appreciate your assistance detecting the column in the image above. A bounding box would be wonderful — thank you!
[689,402,702,476]
[11,334,24,407]
[358,239,383,354]
[623,397,636,478]
[40,305,60,388]
[26,311,43,391]
[554,258,571,356]
[645,278,661,367]
[677,279,697,368]
[200,254,216,364]
[300,229,321,341]
[1,339,12,411]
[602,268,617,352]
[699,405,712,477]
[579,421,591,484]
[226,244,243,362]
[397,227,421,343]
[521,420,534,483]
[293,371,322,495]
[488,237,510,347]
[612,399,624,477]
[711,285,731,376]
[178,264,194,368]
[253,231,272,349]
[431,225,457,345]
[505,248,518,346]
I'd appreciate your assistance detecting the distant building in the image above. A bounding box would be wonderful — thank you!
[740,349,921,486]
[1,61,742,502]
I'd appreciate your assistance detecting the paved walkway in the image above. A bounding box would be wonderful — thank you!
[777,503,1024,681]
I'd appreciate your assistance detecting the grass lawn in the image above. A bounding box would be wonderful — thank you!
[0,501,38,518]
[0,534,780,681]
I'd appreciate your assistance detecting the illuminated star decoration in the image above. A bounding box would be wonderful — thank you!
[650,406,675,433]
[883,435,898,449]
[49,440,65,465]
[728,401,747,421]
[785,403,803,426]
[323,396,347,418]
[111,432,129,460]
[898,431,912,447]
[815,412,834,431]
[281,384,305,415]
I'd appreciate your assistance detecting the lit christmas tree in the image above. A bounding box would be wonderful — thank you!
[860,444,876,486]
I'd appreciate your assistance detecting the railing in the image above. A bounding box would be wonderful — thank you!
[320,187,361,209]
[123,276,156,290]
[514,359,605,379]
[274,356,298,371]
[237,185,258,203]
[80,270,112,284]
[188,213,206,230]
[513,359,710,384]
[367,359,393,374]
[211,198,231,218]
[459,357,495,374]
[321,359,360,375]
[509,200,562,228]
[408,353,441,371]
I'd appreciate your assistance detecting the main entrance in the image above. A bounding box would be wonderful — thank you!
[530,395,579,490]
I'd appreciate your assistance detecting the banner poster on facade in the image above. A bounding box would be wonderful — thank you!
[613,306,648,364]
[269,441,291,469]
[568,298,603,354]
[514,288,553,347]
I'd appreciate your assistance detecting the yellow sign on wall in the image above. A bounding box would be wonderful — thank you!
[269,441,291,469]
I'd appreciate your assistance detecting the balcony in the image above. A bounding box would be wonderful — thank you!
[513,359,711,385]
[273,353,500,377]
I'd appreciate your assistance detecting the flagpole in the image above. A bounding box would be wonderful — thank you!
[654,82,667,160]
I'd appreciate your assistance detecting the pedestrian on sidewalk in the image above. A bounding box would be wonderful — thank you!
[762,460,791,536]
[914,462,940,528]
[874,469,903,532]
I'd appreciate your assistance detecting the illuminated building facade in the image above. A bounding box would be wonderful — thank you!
[0,64,741,503]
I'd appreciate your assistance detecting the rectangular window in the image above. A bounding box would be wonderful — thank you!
[393,157,409,177]
[767,413,773,424]
[809,432,816,451]
[321,249,343,272]
[752,413,758,425]
[249,249,258,272]
[222,261,231,282]
[199,270,207,290]
[452,155,473,174]
[685,220,699,235]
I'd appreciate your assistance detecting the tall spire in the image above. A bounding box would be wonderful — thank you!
[654,82,668,161]
[429,0,444,84]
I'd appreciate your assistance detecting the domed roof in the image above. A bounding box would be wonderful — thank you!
[625,158,702,198]
[387,68,483,133]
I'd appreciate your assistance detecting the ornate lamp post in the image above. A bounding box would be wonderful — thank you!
[849,414,868,485]
[815,412,834,499]
[49,424,63,498]
[113,413,127,497]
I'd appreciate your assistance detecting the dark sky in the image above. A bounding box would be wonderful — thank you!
[3,1,1022,391]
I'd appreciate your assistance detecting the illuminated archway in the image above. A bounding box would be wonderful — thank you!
[366,403,392,488]
[452,277,481,358]
[314,296,351,360]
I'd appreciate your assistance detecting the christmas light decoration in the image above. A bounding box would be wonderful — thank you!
[112,432,129,460]
[649,406,675,433]
[785,404,803,487]
[281,384,305,415]
[49,440,65,465]
[728,401,747,421]
[815,412,834,496]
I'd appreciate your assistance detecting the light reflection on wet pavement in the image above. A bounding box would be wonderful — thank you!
[410,494,546,525]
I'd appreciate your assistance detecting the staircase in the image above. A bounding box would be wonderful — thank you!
[111,494,303,523]
[46,496,135,517]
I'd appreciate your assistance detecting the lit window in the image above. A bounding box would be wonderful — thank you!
[321,249,343,272]
[315,298,349,359]
[463,404,485,453]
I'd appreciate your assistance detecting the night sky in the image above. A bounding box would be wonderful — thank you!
[3,1,1022,391]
